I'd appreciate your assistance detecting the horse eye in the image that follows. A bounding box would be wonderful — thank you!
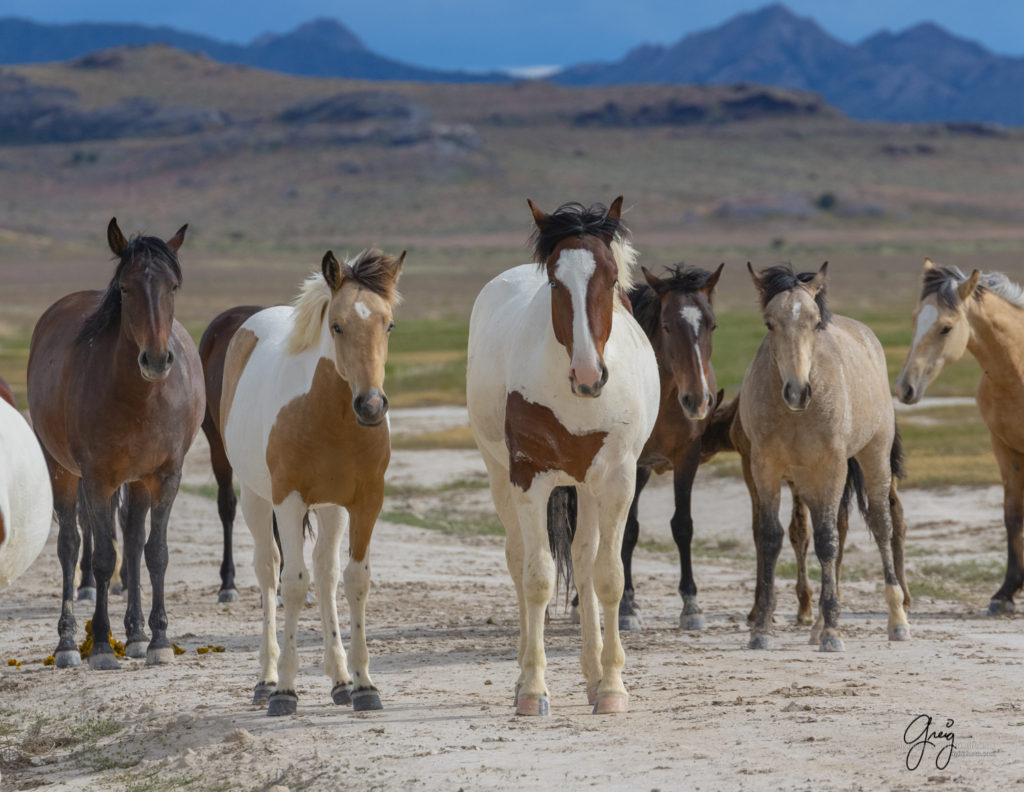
[710,323,718,332]
[549,281,557,289]
[119,286,128,294]
[387,321,395,334]
[332,322,342,335]
[662,323,670,334]
[171,284,179,293]
[765,321,774,331]
[939,326,952,335]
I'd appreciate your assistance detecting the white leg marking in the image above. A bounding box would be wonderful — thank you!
[314,506,352,688]
[241,486,279,686]
[275,492,309,694]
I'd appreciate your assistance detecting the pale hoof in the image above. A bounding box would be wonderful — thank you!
[515,694,549,716]
[593,692,628,715]
[795,611,814,626]
[988,598,1014,616]
[679,612,705,631]
[88,652,121,671]
[218,588,239,603]
[145,645,175,666]
[54,649,82,668]
[331,682,353,706]
[748,634,772,650]
[820,636,845,652]
[352,688,383,712]
[890,624,910,641]
[77,586,97,602]
[267,691,297,717]
[125,641,148,659]
[253,681,275,706]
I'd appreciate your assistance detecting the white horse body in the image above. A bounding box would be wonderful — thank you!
[0,399,53,589]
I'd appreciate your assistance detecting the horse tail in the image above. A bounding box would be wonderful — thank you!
[890,422,906,481]
[546,486,576,601]
[840,458,868,521]
[699,390,737,463]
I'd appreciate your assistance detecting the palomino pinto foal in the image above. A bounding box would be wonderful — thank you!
[741,263,909,652]
[467,198,659,716]
[27,219,205,669]
[896,259,1024,614]
[221,248,403,716]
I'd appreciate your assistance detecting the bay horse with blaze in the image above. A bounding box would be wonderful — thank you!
[467,198,659,715]
[220,248,403,716]
[27,218,205,669]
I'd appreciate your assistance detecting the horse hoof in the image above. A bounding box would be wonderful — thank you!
[331,682,353,706]
[253,682,275,706]
[619,613,643,631]
[586,683,600,706]
[515,694,549,716]
[795,612,814,626]
[218,588,239,604]
[352,688,383,712]
[988,598,1014,616]
[125,641,147,659]
[145,645,175,666]
[88,653,121,671]
[306,591,315,606]
[570,605,580,625]
[593,693,628,715]
[679,613,705,631]
[110,583,123,596]
[54,649,82,668]
[890,625,910,641]
[77,587,96,602]
[819,636,845,652]
[747,634,772,650]
[267,691,297,717]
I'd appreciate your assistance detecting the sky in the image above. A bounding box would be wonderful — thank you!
[1,1,1022,72]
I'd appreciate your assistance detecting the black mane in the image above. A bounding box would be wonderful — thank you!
[629,264,716,338]
[76,235,182,345]
[921,264,981,309]
[530,201,625,264]
[754,263,831,328]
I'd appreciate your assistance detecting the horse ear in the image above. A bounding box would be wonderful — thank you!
[805,261,828,297]
[746,261,761,289]
[107,217,127,257]
[642,266,667,295]
[923,257,936,272]
[714,388,725,409]
[391,250,407,282]
[606,196,624,221]
[322,250,343,292]
[702,262,725,297]
[958,269,980,302]
[166,224,188,254]
[527,198,549,231]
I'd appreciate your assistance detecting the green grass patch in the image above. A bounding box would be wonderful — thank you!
[384,477,489,498]
[391,425,477,450]
[907,557,1005,602]
[381,509,504,536]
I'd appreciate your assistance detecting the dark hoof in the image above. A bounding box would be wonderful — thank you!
[54,649,82,668]
[988,598,1014,616]
[619,612,643,631]
[253,681,275,706]
[267,691,297,717]
[890,624,910,641]
[77,586,97,602]
[110,582,123,596]
[218,588,239,604]
[679,613,705,631]
[352,688,383,712]
[592,692,628,714]
[331,682,353,706]
[125,641,148,659]
[145,646,175,666]
[88,652,121,671]
[515,694,549,716]
[819,636,845,652]
[747,634,772,650]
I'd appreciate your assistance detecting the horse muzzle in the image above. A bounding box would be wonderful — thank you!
[894,375,922,405]
[679,389,713,421]
[570,364,609,398]
[138,349,174,382]
[782,380,812,411]
[353,389,389,426]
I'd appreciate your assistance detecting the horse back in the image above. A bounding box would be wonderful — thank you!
[199,305,264,437]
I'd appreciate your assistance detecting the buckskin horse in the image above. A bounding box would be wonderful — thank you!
[467,198,659,715]
[27,218,205,669]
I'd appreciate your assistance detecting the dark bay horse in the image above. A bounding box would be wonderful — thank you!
[27,218,205,669]
[618,263,724,631]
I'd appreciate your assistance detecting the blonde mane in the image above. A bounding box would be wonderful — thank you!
[287,273,332,355]
[611,237,638,292]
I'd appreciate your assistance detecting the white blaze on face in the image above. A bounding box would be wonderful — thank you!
[680,306,710,400]
[792,300,802,321]
[909,303,938,359]
[354,301,371,320]
[554,248,601,385]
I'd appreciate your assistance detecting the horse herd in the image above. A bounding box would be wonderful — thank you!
[0,198,1021,719]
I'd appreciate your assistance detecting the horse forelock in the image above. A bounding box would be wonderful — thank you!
[629,264,716,339]
[348,248,403,306]
[756,264,831,328]
[530,201,634,288]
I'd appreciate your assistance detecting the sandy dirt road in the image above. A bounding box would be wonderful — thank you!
[0,409,1022,791]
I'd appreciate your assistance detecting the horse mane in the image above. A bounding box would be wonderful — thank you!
[754,264,831,328]
[287,248,403,355]
[922,264,1024,310]
[76,235,183,346]
[629,264,716,338]
[530,201,636,290]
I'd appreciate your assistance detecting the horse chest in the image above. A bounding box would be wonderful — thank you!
[977,376,1024,452]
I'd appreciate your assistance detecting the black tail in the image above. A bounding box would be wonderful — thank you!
[891,422,906,481]
[840,420,905,521]
[546,486,576,601]
[699,390,737,463]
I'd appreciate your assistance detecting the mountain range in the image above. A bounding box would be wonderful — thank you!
[2,4,1023,124]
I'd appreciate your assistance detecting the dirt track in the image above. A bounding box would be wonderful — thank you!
[1,409,1022,791]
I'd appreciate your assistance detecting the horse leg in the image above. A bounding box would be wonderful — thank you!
[77,490,96,601]
[139,470,182,665]
[672,449,704,630]
[266,492,308,716]
[748,461,783,650]
[988,435,1024,615]
[812,494,848,643]
[740,449,763,625]
[241,485,279,705]
[809,495,846,652]
[789,492,814,629]
[206,421,239,603]
[345,493,385,712]
[78,477,121,670]
[889,480,911,610]
[618,466,651,631]
[50,459,82,668]
[571,491,602,705]
[121,481,152,659]
[312,505,354,706]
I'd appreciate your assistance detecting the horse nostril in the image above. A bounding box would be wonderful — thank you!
[139,351,150,368]
[166,349,174,366]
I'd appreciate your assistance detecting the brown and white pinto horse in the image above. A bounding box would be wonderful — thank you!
[27,218,205,669]
[221,248,403,716]
[896,259,1024,614]
[467,198,659,716]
